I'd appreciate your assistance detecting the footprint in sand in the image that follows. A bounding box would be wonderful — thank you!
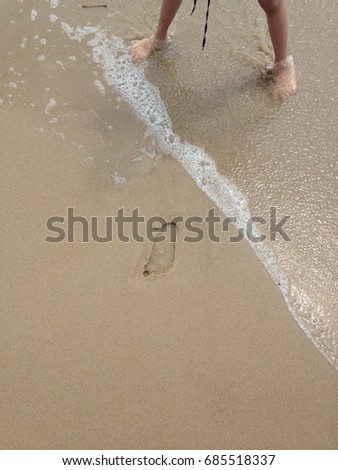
[143,222,177,279]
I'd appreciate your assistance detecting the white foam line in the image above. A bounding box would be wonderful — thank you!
[61,24,337,370]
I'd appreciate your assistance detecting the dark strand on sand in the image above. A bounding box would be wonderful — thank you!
[191,0,212,50]
[82,4,107,8]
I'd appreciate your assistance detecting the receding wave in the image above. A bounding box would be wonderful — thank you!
[60,22,337,370]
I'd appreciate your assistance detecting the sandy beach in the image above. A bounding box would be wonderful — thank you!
[1,0,337,450]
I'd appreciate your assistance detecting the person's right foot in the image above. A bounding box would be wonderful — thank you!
[130,35,169,63]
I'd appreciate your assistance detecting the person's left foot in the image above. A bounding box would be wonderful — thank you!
[130,35,169,63]
[273,55,297,101]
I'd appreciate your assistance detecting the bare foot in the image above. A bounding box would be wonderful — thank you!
[130,34,169,63]
[273,55,297,101]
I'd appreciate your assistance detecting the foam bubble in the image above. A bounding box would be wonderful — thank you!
[56,131,65,141]
[45,98,57,115]
[84,157,95,167]
[61,22,97,42]
[55,59,65,69]
[111,169,127,185]
[50,0,59,8]
[94,79,105,95]
[31,9,38,21]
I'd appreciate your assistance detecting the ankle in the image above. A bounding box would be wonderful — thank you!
[154,31,168,42]
[273,55,294,71]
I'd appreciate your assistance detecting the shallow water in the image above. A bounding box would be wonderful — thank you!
[1,0,337,368]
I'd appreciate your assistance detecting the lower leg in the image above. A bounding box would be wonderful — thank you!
[258,0,296,100]
[155,0,183,41]
[258,0,288,63]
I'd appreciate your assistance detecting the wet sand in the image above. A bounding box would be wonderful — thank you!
[1,0,338,450]
[1,107,338,449]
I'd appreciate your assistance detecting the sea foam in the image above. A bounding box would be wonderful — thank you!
[31,9,38,22]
